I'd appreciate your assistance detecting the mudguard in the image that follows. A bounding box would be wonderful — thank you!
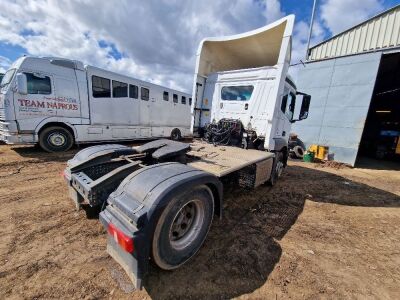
[272,137,288,152]
[99,162,223,289]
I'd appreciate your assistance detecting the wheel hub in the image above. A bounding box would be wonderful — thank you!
[171,202,195,240]
[48,132,66,147]
[169,200,205,250]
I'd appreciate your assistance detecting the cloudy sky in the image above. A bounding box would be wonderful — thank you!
[0,0,398,92]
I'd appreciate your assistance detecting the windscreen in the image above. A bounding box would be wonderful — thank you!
[0,69,16,89]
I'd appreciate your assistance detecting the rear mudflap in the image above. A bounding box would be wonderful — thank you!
[107,235,142,288]
[99,205,148,290]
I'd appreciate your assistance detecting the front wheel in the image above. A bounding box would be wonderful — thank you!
[268,151,284,186]
[39,126,74,152]
[151,185,214,270]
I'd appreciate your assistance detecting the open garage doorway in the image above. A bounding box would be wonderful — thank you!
[358,52,400,165]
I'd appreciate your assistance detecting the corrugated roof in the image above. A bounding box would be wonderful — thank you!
[309,4,400,61]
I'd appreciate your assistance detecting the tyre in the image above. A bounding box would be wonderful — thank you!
[171,128,182,141]
[268,151,284,186]
[151,185,214,270]
[39,126,74,152]
[292,145,304,159]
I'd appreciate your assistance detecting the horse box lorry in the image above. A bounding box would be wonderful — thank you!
[64,15,311,288]
[0,57,191,152]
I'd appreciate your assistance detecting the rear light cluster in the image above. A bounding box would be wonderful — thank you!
[108,223,134,253]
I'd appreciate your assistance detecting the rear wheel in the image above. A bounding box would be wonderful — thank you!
[151,185,214,270]
[39,126,74,152]
[171,128,182,141]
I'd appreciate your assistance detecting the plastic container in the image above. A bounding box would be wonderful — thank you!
[303,152,315,163]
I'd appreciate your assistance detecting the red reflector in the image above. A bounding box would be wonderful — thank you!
[107,223,134,253]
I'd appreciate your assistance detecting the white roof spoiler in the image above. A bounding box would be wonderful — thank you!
[195,15,295,77]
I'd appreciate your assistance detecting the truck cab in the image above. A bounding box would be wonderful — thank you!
[191,15,310,159]
[0,56,88,147]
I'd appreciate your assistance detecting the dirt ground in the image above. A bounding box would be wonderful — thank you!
[0,143,399,300]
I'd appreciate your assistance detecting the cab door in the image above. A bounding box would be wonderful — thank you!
[276,85,295,141]
[14,72,56,120]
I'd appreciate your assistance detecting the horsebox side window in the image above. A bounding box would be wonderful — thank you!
[189,98,192,105]
[163,91,169,101]
[92,75,111,98]
[181,96,186,104]
[112,80,128,98]
[129,84,138,99]
[25,72,51,95]
[173,94,178,103]
[141,87,149,101]
[221,85,254,101]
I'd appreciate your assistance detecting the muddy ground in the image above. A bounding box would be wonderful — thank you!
[0,143,399,299]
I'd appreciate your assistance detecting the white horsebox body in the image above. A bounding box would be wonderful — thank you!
[0,56,191,148]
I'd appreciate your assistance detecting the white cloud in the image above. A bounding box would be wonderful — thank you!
[0,0,275,91]
[320,0,385,35]
[0,56,12,73]
[263,0,285,24]
[0,0,336,90]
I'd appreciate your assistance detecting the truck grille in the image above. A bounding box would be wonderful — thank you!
[0,108,5,121]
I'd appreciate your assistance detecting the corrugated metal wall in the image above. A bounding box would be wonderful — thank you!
[309,5,400,61]
[292,52,382,166]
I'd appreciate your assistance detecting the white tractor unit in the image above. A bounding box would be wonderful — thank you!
[63,15,311,288]
[0,57,191,152]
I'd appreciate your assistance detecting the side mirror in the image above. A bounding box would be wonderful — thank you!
[291,92,311,123]
[299,94,311,120]
[16,73,28,95]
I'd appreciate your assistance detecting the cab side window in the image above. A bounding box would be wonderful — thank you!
[25,73,51,95]
[281,94,288,113]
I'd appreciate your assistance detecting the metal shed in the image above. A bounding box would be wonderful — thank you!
[292,4,400,166]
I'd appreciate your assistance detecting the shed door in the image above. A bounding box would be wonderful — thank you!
[291,52,382,166]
